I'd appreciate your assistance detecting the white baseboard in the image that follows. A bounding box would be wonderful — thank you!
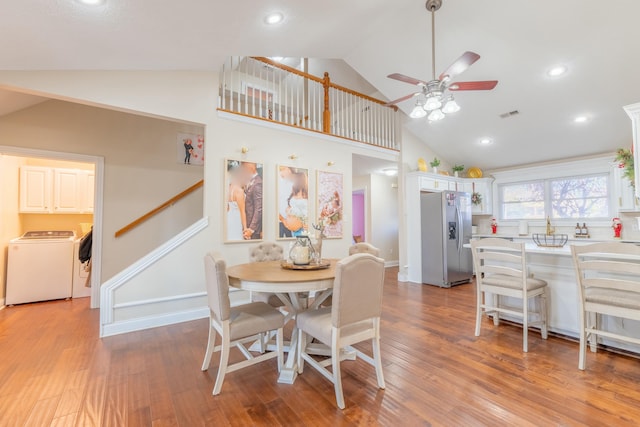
[101,306,209,337]
[0,298,5,310]
[384,260,399,268]
[397,272,409,282]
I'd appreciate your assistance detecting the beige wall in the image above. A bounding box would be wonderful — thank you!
[0,100,204,281]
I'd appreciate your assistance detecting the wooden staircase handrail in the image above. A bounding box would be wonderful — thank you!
[115,179,204,238]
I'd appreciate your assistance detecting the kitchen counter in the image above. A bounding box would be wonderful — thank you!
[473,233,640,244]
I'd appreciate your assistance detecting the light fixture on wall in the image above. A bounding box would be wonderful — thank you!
[240,147,249,154]
[327,161,335,166]
[289,154,297,160]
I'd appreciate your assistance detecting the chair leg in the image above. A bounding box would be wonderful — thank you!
[331,333,345,409]
[201,319,217,371]
[475,290,483,337]
[522,296,529,353]
[588,313,598,353]
[212,333,231,395]
[276,328,284,373]
[372,321,385,389]
[493,294,500,326]
[540,289,549,340]
[578,309,587,370]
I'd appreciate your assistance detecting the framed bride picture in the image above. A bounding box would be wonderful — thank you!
[317,170,343,239]
[276,165,309,240]
[224,159,264,242]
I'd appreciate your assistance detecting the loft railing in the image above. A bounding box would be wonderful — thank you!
[114,180,204,238]
[218,56,399,151]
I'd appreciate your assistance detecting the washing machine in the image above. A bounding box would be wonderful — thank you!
[6,230,75,305]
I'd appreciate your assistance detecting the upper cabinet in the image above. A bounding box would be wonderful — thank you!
[20,166,94,214]
[624,102,640,196]
[612,163,639,212]
[409,172,493,215]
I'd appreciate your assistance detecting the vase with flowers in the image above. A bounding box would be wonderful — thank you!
[452,164,465,178]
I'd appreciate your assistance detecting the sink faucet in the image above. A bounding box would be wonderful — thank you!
[546,217,555,236]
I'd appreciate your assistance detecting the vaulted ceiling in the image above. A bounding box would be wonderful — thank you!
[1,0,639,170]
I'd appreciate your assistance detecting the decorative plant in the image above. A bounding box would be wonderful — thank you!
[471,192,483,206]
[452,164,465,173]
[429,157,441,168]
[615,148,635,186]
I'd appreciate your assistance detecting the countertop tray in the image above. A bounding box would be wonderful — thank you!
[280,260,331,270]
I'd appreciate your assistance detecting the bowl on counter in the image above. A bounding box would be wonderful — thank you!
[532,233,569,248]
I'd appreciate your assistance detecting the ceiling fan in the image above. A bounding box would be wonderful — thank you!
[386,0,498,121]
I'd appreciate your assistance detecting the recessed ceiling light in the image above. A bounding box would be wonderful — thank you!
[479,138,493,145]
[76,0,105,5]
[264,12,284,25]
[547,65,567,77]
[383,168,398,176]
[574,115,589,123]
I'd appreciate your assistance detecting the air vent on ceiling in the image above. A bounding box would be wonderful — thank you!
[499,110,520,119]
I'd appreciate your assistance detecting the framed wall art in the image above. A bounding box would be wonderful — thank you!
[177,132,204,165]
[276,165,309,240]
[316,170,343,239]
[224,159,263,242]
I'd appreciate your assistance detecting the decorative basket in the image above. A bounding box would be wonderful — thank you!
[532,233,568,248]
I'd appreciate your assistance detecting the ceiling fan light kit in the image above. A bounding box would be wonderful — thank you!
[386,0,498,122]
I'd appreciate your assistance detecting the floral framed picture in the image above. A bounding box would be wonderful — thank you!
[316,170,343,239]
[224,159,263,242]
[277,165,309,240]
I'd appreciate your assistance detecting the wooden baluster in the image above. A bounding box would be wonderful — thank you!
[323,72,331,134]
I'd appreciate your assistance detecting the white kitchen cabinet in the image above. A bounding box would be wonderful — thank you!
[19,166,52,213]
[624,102,640,196]
[20,166,94,214]
[612,163,638,212]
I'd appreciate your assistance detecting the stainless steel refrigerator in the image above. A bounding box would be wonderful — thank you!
[420,191,473,287]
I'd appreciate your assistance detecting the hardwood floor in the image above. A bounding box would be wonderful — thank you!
[2,268,640,426]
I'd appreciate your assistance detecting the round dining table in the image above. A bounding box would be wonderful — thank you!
[226,259,338,384]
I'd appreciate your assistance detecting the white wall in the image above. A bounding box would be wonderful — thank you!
[0,70,396,335]
[0,155,24,302]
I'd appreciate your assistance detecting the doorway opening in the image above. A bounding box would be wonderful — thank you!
[352,189,366,243]
[0,147,104,309]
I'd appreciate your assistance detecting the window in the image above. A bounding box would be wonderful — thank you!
[499,174,609,220]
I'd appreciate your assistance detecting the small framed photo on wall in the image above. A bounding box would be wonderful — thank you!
[276,165,309,240]
[224,159,263,242]
[177,133,204,165]
[317,170,343,239]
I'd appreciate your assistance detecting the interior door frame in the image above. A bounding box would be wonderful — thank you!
[0,145,104,309]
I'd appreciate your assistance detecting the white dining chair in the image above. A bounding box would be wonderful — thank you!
[348,242,381,257]
[201,253,284,395]
[471,238,549,352]
[571,242,640,370]
[317,242,382,308]
[249,242,286,307]
[296,253,386,409]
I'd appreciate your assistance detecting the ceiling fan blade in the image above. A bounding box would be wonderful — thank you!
[385,92,421,106]
[438,51,481,81]
[448,80,498,91]
[387,73,428,87]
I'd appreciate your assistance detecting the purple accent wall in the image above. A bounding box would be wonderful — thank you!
[352,192,365,241]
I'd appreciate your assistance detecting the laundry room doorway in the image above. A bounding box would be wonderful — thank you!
[0,148,104,309]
